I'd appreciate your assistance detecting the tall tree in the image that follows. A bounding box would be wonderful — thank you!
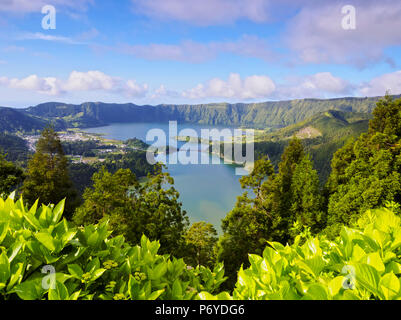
[290,156,325,237]
[0,153,24,198]
[21,126,80,219]
[184,221,218,268]
[217,137,315,288]
[73,164,189,256]
[325,95,401,237]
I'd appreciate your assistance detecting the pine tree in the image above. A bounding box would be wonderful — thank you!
[217,138,308,288]
[325,95,401,237]
[21,126,80,219]
[290,156,325,237]
[184,222,218,268]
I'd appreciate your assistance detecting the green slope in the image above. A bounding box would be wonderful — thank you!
[252,110,371,182]
[22,95,398,129]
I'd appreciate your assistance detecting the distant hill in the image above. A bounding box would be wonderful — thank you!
[0,106,67,134]
[21,95,399,129]
[252,110,371,182]
[0,107,48,133]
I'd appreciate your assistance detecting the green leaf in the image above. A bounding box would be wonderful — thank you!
[353,263,382,299]
[0,252,10,284]
[7,262,24,291]
[14,280,44,300]
[34,232,56,252]
[0,222,9,245]
[151,263,167,280]
[147,289,165,300]
[365,252,385,273]
[48,281,69,300]
[328,276,345,297]
[172,279,182,298]
[68,264,83,279]
[52,199,65,224]
[304,284,329,300]
[379,272,400,300]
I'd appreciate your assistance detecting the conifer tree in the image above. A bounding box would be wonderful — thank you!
[290,156,325,237]
[325,95,401,237]
[22,126,80,219]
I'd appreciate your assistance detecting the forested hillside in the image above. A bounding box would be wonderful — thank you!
[22,95,398,129]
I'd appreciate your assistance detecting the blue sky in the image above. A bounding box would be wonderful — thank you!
[0,0,401,107]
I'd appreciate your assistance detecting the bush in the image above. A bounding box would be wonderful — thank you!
[0,194,226,300]
[201,207,401,300]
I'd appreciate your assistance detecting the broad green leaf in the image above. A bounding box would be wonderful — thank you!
[365,252,385,273]
[172,279,182,298]
[7,262,24,291]
[68,264,83,279]
[353,263,382,299]
[0,252,10,283]
[52,199,65,224]
[0,222,9,244]
[147,289,165,300]
[48,281,69,300]
[34,232,56,252]
[328,276,345,297]
[14,280,44,300]
[379,272,400,300]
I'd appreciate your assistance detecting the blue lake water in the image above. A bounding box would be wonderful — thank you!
[83,122,245,231]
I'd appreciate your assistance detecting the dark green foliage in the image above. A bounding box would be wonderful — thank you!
[253,110,370,183]
[68,150,154,195]
[0,153,24,198]
[0,133,31,164]
[184,222,218,268]
[325,96,401,237]
[218,138,326,288]
[290,156,325,237]
[21,127,80,219]
[73,165,189,257]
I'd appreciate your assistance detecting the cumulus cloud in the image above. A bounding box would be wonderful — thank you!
[285,0,401,68]
[359,70,401,97]
[277,72,352,99]
[182,73,276,100]
[0,71,149,97]
[130,0,270,26]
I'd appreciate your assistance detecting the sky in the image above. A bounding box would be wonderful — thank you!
[0,0,401,108]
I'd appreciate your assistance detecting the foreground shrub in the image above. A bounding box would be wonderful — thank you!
[201,207,401,300]
[0,194,226,300]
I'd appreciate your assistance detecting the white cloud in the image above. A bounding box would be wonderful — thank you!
[359,70,401,97]
[0,71,149,97]
[277,72,352,99]
[286,0,401,68]
[19,32,84,45]
[64,71,119,92]
[182,73,276,100]
[130,0,270,26]
[0,0,93,13]
[125,80,148,98]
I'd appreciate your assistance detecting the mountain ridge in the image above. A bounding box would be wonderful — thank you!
[21,94,400,130]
